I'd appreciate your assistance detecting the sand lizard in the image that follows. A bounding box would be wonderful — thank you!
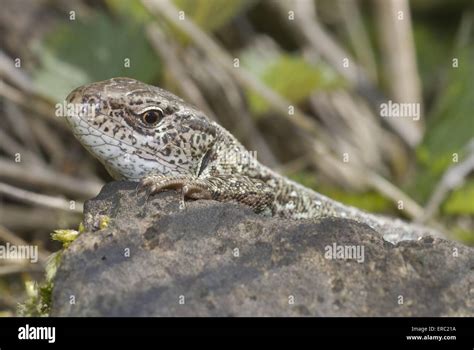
[65,77,441,243]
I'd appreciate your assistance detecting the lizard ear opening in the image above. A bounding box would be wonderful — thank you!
[197,148,213,176]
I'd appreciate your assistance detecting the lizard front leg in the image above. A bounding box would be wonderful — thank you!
[140,174,275,215]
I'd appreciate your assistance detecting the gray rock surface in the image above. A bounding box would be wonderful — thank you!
[51,181,474,316]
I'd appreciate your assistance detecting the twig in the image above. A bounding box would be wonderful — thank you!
[0,81,67,130]
[337,0,378,82]
[271,0,370,93]
[0,264,43,276]
[309,91,387,172]
[30,117,69,167]
[0,204,80,232]
[146,24,217,120]
[141,0,326,139]
[0,157,102,199]
[0,182,83,213]
[180,43,280,168]
[0,128,44,166]
[416,144,474,224]
[367,171,424,219]
[271,0,420,148]
[0,50,36,94]
[374,0,424,146]
[0,224,30,247]
[4,101,42,156]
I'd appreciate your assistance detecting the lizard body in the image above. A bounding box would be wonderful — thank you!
[65,77,440,243]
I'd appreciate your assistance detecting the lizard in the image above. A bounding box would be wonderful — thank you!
[64,77,442,244]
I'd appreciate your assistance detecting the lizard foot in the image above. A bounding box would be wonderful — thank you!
[139,174,213,201]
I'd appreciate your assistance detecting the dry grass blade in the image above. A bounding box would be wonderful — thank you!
[141,0,326,139]
[0,182,83,214]
[374,0,424,146]
[0,158,102,199]
[0,225,50,263]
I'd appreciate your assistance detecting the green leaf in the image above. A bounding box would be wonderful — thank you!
[289,172,392,213]
[413,24,453,95]
[421,47,474,160]
[450,228,474,246]
[321,189,393,214]
[33,13,161,102]
[443,180,474,215]
[243,54,344,115]
[173,0,255,32]
[105,0,153,23]
[408,41,474,202]
[137,0,255,45]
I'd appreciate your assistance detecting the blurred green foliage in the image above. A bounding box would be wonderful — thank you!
[421,48,474,159]
[106,0,254,44]
[105,0,153,23]
[409,22,474,242]
[33,14,161,101]
[410,44,474,211]
[451,228,474,245]
[242,54,344,115]
[28,0,473,244]
[173,0,255,32]
[290,171,393,214]
[413,24,453,97]
[443,180,474,215]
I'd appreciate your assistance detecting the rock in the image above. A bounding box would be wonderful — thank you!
[50,181,474,316]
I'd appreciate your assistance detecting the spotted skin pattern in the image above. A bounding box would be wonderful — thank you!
[65,77,441,243]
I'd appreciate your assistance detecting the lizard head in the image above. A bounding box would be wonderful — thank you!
[64,77,217,181]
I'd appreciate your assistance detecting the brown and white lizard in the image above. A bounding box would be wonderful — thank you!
[64,77,441,243]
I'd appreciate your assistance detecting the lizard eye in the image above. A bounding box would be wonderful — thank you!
[141,109,163,126]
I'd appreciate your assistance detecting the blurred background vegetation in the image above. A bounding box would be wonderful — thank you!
[0,0,473,315]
